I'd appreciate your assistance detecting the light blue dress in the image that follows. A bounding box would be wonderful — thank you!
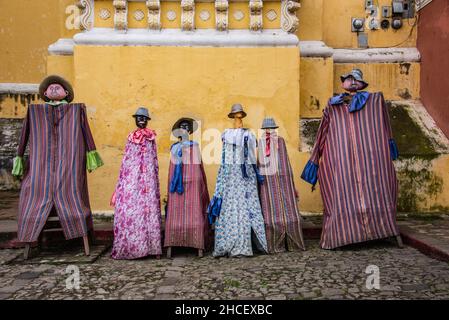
[211,128,268,257]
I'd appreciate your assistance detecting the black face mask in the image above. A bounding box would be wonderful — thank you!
[135,115,149,129]
[174,121,190,141]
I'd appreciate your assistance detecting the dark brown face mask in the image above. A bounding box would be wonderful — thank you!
[135,115,149,129]
[174,121,190,140]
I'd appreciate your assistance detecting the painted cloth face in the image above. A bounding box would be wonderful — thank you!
[44,83,68,101]
[342,76,365,92]
[135,115,149,129]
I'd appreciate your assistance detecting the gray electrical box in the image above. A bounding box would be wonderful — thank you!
[392,0,404,13]
[365,0,374,8]
[358,33,368,48]
[392,0,416,18]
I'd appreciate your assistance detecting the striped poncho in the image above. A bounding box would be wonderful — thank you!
[258,132,305,253]
[164,141,211,251]
[301,92,400,249]
[15,103,102,242]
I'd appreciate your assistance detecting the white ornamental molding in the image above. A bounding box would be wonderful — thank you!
[113,0,128,31]
[249,0,263,31]
[199,10,211,21]
[416,0,432,11]
[146,0,161,30]
[281,0,300,33]
[215,0,229,31]
[167,10,177,21]
[181,0,195,31]
[233,10,244,21]
[134,9,145,22]
[77,0,94,31]
[99,8,111,20]
[266,9,277,22]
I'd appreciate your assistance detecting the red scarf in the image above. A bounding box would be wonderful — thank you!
[266,131,271,157]
[127,128,157,144]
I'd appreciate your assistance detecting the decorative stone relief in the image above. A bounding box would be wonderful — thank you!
[233,10,244,21]
[134,10,145,22]
[249,0,263,31]
[99,8,111,20]
[181,0,195,31]
[146,0,161,30]
[266,9,277,22]
[77,0,94,31]
[215,0,229,31]
[281,0,300,33]
[199,10,210,22]
[113,0,128,31]
[166,10,177,21]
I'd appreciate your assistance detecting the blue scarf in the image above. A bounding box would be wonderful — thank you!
[169,140,196,194]
[329,91,370,112]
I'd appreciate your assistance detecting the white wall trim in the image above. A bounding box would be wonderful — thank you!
[333,47,421,63]
[299,41,333,58]
[73,28,299,47]
[0,83,39,95]
[48,38,75,56]
[298,42,420,63]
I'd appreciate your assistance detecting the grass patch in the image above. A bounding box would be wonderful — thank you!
[224,278,240,288]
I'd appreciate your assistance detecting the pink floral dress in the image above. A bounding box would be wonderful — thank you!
[111,128,162,259]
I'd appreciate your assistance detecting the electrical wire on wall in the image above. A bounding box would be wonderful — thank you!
[353,3,419,50]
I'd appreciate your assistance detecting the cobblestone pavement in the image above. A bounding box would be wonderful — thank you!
[1,240,449,300]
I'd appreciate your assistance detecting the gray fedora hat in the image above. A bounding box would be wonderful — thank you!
[261,117,279,129]
[132,107,151,119]
[340,68,369,90]
[228,103,247,118]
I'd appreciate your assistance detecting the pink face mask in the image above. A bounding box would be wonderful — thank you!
[44,83,68,101]
[342,77,364,92]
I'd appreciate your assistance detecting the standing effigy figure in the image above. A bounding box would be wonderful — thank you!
[110,107,162,259]
[301,69,403,249]
[164,118,211,258]
[258,117,305,253]
[208,104,268,257]
[12,75,104,259]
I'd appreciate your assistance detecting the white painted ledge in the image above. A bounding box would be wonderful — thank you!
[73,28,299,47]
[48,38,75,56]
[0,83,39,95]
[299,41,333,58]
[333,47,421,63]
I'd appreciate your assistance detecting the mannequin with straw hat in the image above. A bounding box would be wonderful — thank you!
[208,104,268,257]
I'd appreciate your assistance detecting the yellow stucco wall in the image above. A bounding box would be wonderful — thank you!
[322,0,417,48]
[334,62,420,101]
[297,0,324,41]
[0,95,40,119]
[300,57,334,118]
[73,45,300,212]
[0,0,57,82]
[5,0,448,215]
[47,55,75,85]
